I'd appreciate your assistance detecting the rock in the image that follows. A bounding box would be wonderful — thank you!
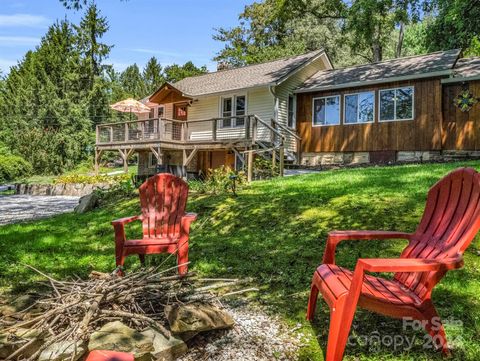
[38,340,86,361]
[0,333,16,359]
[88,321,154,356]
[165,303,235,334]
[139,328,187,361]
[0,328,46,358]
[0,294,37,316]
[75,193,98,214]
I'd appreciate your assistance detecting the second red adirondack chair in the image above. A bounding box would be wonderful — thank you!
[307,167,480,361]
[111,173,197,275]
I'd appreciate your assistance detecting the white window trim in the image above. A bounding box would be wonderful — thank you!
[343,91,375,125]
[312,95,341,127]
[157,105,165,119]
[287,94,297,129]
[379,86,415,122]
[219,94,248,128]
[148,153,157,168]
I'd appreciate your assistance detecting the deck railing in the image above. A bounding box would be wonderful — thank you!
[96,115,285,146]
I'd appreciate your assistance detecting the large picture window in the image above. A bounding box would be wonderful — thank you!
[221,95,246,128]
[344,92,374,124]
[379,87,414,121]
[312,96,340,126]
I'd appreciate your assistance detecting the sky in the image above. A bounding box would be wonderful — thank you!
[0,0,253,74]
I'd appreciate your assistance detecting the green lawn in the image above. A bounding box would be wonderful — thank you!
[1,161,480,360]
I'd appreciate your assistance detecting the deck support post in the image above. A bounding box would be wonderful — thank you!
[279,146,285,177]
[272,149,276,170]
[118,149,129,174]
[247,149,254,183]
[94,149,103,175]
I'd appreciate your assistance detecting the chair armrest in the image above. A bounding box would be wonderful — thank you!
[323,230,412,264]
[111,215,143,226]
[180,213,198,238]
[357,255,464,273]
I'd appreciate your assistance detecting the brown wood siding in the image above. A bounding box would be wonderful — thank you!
[297,79,444,153]
[442,80,480,150]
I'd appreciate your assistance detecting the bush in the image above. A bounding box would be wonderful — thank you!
[94,179,137,206]
[0,154,33,182]
[54,173,130,185]
[253,157,279,179]
[190,166,247,195]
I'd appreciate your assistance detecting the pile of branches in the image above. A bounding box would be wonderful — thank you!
[0,264,255,361]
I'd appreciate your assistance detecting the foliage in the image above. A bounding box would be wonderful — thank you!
[425,0,480,53]
[190,166,246,195]
[2,161,480,360]
[465,36,480,57]
[253,156,279,179]
[0,154,33,182]
[143,57,164,95]
[94,178,137,205]
[54,172,130,184]
[120,64,146,99]
[163,62,208,83]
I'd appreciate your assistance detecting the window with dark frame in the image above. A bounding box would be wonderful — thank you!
[288,95,295,128]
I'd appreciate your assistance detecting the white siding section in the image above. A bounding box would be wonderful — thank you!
[247,87,275,141]
[274,55,330,151]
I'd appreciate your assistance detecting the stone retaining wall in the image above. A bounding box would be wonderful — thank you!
[15,183,111,197]
[301,150,480,166]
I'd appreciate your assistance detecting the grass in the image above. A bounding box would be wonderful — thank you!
[1,161,480,360]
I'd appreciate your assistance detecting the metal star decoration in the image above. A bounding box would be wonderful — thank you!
[454,89,479,112]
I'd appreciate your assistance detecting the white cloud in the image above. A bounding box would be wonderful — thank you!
[0,14,49,28]
[0,35,39,46]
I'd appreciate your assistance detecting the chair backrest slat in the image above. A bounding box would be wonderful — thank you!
[139,174,189,239]
[394,168,480,299]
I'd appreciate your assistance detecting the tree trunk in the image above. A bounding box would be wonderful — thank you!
[372,43,382,62]
[396,22,405,58]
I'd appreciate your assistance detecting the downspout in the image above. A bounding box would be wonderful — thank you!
[269,85,278,123]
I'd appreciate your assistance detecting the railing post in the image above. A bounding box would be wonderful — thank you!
[247,150,253,182]
[109,126,113,143]
[181,122,185,141]
[270,119,276,144]
[212,119,217,141]
[296,138,302,165]
[95,125,99,144]
[245,115,250,140]
[141,121,145,140]
[252,116,257,144]
[279,146,285,177]
[124,122,129,142]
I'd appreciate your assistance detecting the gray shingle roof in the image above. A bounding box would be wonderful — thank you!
[452,57,480,78]
[296,49,461,92]
[172,49,326,97]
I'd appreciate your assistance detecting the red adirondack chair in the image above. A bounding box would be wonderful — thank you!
[307,167,480,361]
[111,173,197,275]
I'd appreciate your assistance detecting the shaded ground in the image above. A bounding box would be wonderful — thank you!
[0,195,79,225]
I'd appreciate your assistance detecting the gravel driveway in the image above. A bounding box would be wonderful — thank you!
[0,195,80,226]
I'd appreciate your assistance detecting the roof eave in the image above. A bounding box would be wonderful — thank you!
[275,50,327,86]
[294,70,454,93]
[441,75,480,84]
[186,83,276,98]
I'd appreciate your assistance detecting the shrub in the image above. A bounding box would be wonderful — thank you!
[0,154,33,182]
[253,157,279,179]
[95,179,137,206]
[54,173,130,185]
[190,166,247,195]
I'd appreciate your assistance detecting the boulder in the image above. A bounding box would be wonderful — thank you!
[38,340,86,361]
[0,328,46,358]
[88,321,154,356]
[139,328,187,361]
[75,193,98,214]
[165,303,235,334]
[0,294,38,316]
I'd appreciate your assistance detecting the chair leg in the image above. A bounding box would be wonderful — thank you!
[177,240,189,275]
[325,296,350,361]
[421,303,449,355]
[138,254,146,266]
[115,247,126,276]
[307,273,321,321]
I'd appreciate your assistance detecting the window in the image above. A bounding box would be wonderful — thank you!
[312,96,340,126]
[344,92,374,124]
[288,95,296,128]
[221,95,246,127]
[148,108,154,119]
[157,106,164,119]
[379,87,414,121]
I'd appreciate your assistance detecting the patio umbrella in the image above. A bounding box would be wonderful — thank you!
[110,98,151,120]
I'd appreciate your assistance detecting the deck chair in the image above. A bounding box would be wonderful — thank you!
[307,167,480,361]
[112,173,197,275]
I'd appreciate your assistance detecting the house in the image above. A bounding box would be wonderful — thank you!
[294,49,480,165]
[95,48,480,177]
[95,49,332,178]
